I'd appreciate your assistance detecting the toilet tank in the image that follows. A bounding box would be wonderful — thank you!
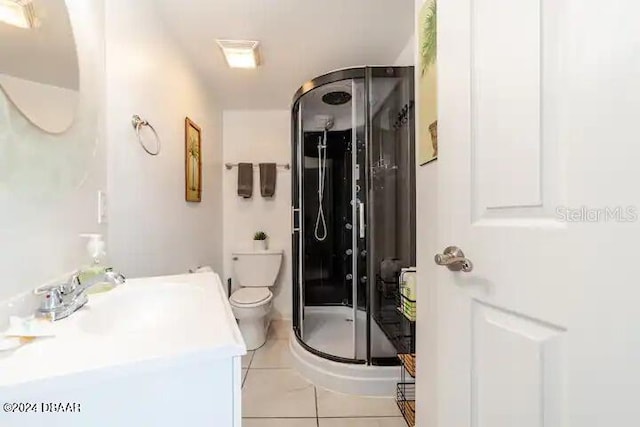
[232,250,283,287]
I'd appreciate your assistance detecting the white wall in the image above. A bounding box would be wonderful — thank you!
[0,0,105,304]
[395,33,416,66]
[395,2,439,426]
[222,110,291,319]
[105,0,223,278]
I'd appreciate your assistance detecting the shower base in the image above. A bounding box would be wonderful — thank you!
[302,306,397,360]
[290,306,401,396]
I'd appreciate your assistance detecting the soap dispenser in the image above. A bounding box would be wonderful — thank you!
[78,233,113,294]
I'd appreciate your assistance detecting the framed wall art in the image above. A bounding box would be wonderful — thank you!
[185,117,202,202]
[418,0,438,165]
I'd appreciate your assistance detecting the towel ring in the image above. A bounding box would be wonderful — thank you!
[131,115,161,156]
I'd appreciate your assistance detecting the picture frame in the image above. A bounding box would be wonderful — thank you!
[418,0,438,165]
[185,117,202,202]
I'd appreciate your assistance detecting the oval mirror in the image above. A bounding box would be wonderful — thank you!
[0,0,79,134]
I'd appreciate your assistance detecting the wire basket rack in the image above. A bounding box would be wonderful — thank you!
[396,382,416,427]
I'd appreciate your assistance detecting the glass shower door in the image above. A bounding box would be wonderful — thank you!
[352,78,368,361]
[292,102,304,339]
[292,75,365,363]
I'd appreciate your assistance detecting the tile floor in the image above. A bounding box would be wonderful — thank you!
[241,319,406,427]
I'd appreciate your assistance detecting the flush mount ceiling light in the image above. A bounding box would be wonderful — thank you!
[216,39,261,69]
[0,0,38,29]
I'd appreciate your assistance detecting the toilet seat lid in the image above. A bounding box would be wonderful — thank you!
[230,287,272,306]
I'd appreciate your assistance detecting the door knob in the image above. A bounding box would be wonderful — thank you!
[434,246,473,272]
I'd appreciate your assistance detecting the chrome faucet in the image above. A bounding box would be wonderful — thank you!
[35,268,126,321]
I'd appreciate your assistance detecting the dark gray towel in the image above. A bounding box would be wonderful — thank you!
[259,163,277,197]
[237,163,253,198]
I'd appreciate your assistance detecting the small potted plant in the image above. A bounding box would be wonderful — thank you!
[253,231,268,251]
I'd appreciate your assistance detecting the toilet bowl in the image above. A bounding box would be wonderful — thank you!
[230,287,273,349]
[230,250,282,350]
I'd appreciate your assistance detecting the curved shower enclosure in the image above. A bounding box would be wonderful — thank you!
[291,67,416,394]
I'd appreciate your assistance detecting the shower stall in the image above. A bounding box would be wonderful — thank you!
[290,67,415,393]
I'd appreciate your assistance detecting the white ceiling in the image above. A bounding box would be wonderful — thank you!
[157,0,414,109]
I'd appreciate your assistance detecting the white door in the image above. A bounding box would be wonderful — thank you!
[436,0,640,426]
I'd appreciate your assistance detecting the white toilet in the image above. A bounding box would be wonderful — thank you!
[230,249,283,350]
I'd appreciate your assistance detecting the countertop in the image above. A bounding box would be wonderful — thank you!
[0,272,246,390]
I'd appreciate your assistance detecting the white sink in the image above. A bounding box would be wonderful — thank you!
[79,282,208,335]
[0,272,245,385]
[0,272,246,427]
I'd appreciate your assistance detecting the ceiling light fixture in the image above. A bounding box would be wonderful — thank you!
[0,0,38,29]
[216,40,261,69]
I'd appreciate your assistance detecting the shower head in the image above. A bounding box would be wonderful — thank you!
[324,118,334,130]
[322,91,352,106]
[314,115,334,131]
